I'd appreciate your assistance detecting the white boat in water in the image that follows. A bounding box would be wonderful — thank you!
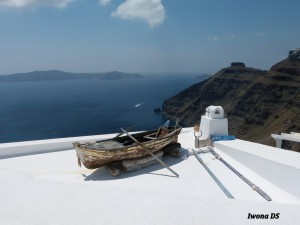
[135,102,144,108]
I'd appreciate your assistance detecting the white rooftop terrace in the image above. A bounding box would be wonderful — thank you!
[1,127,300,225]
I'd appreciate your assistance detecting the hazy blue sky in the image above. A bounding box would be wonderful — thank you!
[0,0,299,74]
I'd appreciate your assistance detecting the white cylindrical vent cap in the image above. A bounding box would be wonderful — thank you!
[206,106,224,119]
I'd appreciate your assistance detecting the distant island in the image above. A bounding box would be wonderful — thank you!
[0,70,142,82]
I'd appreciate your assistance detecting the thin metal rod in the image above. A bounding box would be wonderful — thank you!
[121,128,179,177]
[192,148,234,199]
[208,147,272,201]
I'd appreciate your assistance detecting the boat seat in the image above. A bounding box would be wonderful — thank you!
[86,141,124,151]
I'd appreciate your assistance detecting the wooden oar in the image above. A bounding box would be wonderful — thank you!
[121,128,179,177]
[113,126,134,139]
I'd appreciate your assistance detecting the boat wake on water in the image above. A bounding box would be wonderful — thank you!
[135,103,144,108]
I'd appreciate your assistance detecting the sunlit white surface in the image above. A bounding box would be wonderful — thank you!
[0,128,300,225]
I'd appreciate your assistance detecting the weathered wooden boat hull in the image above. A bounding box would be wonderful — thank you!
[73,127,182,169]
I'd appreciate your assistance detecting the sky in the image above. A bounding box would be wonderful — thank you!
[0,0,299,74]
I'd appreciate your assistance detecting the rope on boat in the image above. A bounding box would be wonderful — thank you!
[208,146,272,201]
[191,148,234,199]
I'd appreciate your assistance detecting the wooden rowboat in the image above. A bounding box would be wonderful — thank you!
[73,126,182,169]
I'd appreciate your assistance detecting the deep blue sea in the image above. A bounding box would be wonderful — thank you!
[0,75,206,143]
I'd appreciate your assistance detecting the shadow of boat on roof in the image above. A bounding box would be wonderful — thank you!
[83,147,190,181]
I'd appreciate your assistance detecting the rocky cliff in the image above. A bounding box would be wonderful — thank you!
[162,51,300,150]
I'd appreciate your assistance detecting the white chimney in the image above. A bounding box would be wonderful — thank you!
[198,106,228,140]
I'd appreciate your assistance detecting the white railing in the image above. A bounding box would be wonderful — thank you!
[271,132,300,148]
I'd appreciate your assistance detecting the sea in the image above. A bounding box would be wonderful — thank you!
[0,74,207,143]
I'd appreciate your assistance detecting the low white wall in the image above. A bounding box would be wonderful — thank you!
[0,133,117,159]
[214,139,300,200]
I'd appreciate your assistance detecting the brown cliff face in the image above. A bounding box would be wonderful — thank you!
[162,57,300,150]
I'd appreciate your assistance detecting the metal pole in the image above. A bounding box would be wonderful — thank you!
[208,147,272,201]
[192,148,234,199]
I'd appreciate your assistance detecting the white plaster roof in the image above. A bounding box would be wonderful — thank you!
[1,128,300,225]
